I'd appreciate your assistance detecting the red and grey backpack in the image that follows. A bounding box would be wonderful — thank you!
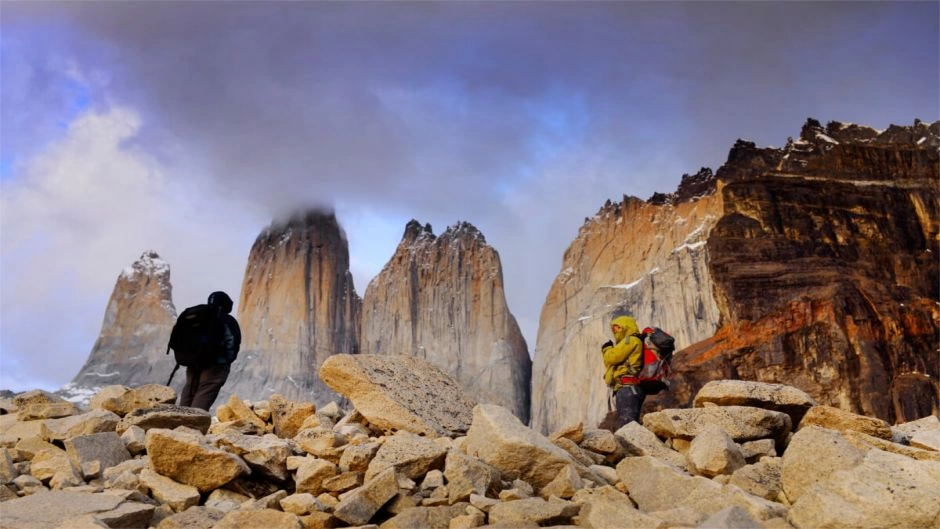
[635,327,676,394]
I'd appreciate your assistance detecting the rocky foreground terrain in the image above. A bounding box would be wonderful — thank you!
[3,355,938,529]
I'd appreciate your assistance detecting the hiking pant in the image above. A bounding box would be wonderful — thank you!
[179,363,230,411]
[615,384,646,428]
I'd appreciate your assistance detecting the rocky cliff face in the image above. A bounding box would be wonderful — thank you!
[224,210,361,405]
[360,221,531,422]
[532,119,939,433]
[531,186,724,433]
[64,252,178,400]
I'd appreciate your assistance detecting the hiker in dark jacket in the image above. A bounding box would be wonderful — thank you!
[179,291,241,410]
[602,315,646,429]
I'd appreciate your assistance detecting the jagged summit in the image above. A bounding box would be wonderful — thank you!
[400,219,487,247]
[632,118,940,208]
[119,251,170,281]
[402,219,434,244]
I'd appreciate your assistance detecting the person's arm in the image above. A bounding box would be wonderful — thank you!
[221,316,240,363]
[603,336,643,371]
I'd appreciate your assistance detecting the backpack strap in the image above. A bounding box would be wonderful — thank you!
[166,363,181,386]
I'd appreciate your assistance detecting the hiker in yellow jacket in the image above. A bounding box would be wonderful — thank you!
[602,315,646,429]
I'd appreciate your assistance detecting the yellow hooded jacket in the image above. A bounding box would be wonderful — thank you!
[602,315,644,390]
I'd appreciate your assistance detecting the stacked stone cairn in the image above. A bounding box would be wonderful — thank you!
[1,355,938,529]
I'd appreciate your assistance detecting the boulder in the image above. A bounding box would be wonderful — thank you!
[378,503,470,529]
[90,500,156,528]
[205,488,251,512]
[443,450,501,503]
[322,471,364,493]
[693,381,816,434]
[487,496,580,526]
[728,458,783,501]
[842,429,940,462]
[0,448,16,484]
[339,440,381,473]
[615,456,713,513]
[154,506,226,529]
[464,404,593,489]
[781,426,863,502]
[64,432,130,480]
[739,439,777,462]
[698,505,766,529]
[212,432,291,481]
[29,447,78,483]
[120,425,147,456]
[642,407,792,443]
[538,464,583,499]
[17,402,80,421]
[212,508,302,529]
[572,485,667,529]
[40,410,121,443]
[294,457,338,495]
[89,384,177,417]
[13,390,66,408]
[223,394,267,431]
[910,429,940,452]
[116,405,211,435]
[268,394,316,439]
[333,466,399,526]
[14,436,59,461]
[145,428,249,493]
[788,449,940,529]
[891,414,939,445]
[798,405,892,440]
[365,430,447,482]
[138,468,200,512]
[0,414,43,442]
[686,425,746,478]
[319,354,476,437]
[0,490,138,529]
[580,428,626,463]
[615,421,688,469]
[279,492,320,515]
[293,426,346,462]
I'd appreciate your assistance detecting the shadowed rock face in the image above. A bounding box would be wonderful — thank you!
[224,209,361,405]
[533,119,938,433]
[360,221,531,422]
[67,252,178,399]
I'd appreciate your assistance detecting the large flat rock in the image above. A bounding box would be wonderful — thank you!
[319,354,476,437]
[642,406,792,442]
[693,380,816,426]
[0,491,135,529]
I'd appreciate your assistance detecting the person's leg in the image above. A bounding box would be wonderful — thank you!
[179,367,199,407]
[615,385,646,425]
[190,364,231,411]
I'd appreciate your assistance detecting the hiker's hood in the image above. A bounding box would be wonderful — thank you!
[208,291,234,314]
[611,315,639,343]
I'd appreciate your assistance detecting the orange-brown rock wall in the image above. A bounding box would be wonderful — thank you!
[225,211,361,405]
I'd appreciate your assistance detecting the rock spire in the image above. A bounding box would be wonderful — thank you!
[360,220,531,422]
[65,251,177,400]
[223,209,361,405]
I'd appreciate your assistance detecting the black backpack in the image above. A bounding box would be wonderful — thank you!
[165,304,225,384]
